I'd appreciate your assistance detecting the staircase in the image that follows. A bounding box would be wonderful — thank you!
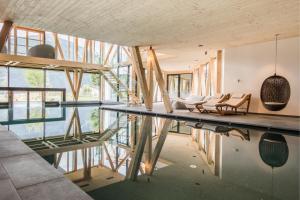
[100,69,140,104]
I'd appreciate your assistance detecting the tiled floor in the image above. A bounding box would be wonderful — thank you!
[100,103,300,132]
[0,128,92,200]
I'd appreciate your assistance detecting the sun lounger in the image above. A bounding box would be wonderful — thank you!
[197,94,230,113]
[215,93,251,115]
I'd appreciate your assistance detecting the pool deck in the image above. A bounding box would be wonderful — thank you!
[0,125,92,200]
[100,103,300,133]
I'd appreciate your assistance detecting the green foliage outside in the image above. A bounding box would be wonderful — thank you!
[90,109,100,131]
[25,70,44,87]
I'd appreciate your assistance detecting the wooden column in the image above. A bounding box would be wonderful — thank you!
[216,50,223,94]
[130,46,151,110]
[149,48,173,113]
[0,20,13,52]
[146,50,154,110]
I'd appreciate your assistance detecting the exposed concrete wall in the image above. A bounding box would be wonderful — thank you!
[223,37,300,116]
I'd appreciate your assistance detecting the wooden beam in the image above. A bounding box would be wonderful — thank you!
[75,69,84,100]
[126,116,152,181]
[0,20,13,52]
[149,48,173,113]
[122,47,132,60]
[0,53,111,71]
[103,143,115,171]
[65,68,76,98]
[206,58,213,96]
[53,33,65,60]
[146,50,154,110]
[104,44,114,65]
[216,50,222,94]
[130,46,151,110]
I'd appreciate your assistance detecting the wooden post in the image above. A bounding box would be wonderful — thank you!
[216,50,222,94]
[206,59,213,96]
[0,20,13,52]
[149,48,173,113]
[130,46,151,110]
[146,50,154,110]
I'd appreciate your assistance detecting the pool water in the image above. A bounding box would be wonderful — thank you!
[0,106,299,200]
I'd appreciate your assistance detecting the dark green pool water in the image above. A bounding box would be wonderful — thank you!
[0,105,299,200]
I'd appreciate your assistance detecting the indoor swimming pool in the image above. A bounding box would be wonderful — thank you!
[0,106,299,200]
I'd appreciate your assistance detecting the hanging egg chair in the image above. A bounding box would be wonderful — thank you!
[259,132,288,168]
[260,34,291,111]
[261,74,290,111]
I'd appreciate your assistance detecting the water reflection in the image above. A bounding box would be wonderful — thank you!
[0,107,298,200]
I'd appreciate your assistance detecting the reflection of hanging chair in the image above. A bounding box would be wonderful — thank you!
[260,34,291,111]
[261,75,290,111]
[259,132,288,168]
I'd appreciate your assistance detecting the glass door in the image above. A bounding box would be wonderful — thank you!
[167,74,179,99]
[167,73,192,99]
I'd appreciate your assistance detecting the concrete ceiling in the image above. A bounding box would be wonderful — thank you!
[0,0,299,70]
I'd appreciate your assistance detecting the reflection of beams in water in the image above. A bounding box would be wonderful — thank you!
[126,117,172,181]
[23,112,128,156]
[0,107,66,125]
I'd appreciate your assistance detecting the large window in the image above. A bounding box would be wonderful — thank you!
[167,73,193,99]
[1,24,131,103]
[9,68,44,88]
[46,70,73,101]
[79,73,100,101]
[0,67,8,102]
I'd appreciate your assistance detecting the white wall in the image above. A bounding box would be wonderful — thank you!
[223,37,300,116]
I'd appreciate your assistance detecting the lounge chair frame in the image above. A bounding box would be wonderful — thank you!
[215,94,251,115]
[195,94,230,113]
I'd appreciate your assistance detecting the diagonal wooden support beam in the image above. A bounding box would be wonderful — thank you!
[75,69,84,100]
[149,48,173,113]
[0,20,13,52]
[115,152,130,171]
[104,44,114,65]
[53,33,65,60]
[65,68,76,98]
[147,118,172,175]
[103,143,115,171]
[126,116,152,181]
[64,108,82,139]
[64,68,83,101]
[131,46,151,110]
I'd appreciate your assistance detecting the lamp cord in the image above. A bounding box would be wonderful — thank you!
[274,34,279,75]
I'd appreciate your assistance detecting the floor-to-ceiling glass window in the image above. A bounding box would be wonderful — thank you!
[79,73,100,101]
[167,73,192,99]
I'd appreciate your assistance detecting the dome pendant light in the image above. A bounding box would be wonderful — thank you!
[260,34,291,111]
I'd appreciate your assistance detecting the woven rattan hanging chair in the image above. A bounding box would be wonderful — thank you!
[261,74,290,111]
[260,34,291,111]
